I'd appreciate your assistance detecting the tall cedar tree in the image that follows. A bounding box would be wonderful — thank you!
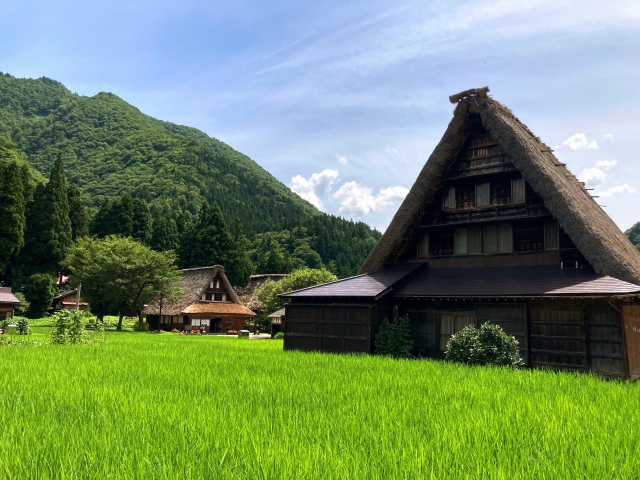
[113,194,134,237]
[189,202,232,268]
[67,184,89,240]
[150,214,180,252]
[131,197,152,244]
[91,199,115,237]
[225,217,253,287]
[0,161,27,275]
[21,154,72,276]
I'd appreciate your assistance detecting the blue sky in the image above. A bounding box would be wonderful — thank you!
[2,0,640,232]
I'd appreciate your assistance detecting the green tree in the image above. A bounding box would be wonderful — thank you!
[113,194,134,237]
[91,199,115,238]
[150,214,180,252]
[46,153,73,268]
[0,161,27,275]
[256,268,337,327]
[67,184,89,240]
[23,273,57,318]
[64,236,181,330]
[374,316,413,358]
[131,197,152,244]
[189,202,232,268]
[225,217,253,287]
[13,291,29,316]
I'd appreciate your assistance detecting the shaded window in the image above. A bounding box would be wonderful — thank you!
[511,178,525,203]
[455,227,482,255]
[456,185,475,209]
[491,181,511,206]
[484,224,513,253]
[514,221,544,252]
[443,186,456,210]
[545,220,559,250]
[429,232,454,257]
[417,232,429,258]
[476,182,490,207]
[440,314,475,351]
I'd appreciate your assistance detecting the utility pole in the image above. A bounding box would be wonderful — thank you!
[76,282,82,312]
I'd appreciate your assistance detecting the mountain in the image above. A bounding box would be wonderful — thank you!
[0,73,380,276]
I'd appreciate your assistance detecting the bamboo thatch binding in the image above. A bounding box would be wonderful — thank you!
[359,89,640,285]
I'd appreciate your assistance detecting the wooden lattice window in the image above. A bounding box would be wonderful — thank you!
[456,185,475,209]
[514,221,544,252]
[429,232,454,257]
[490,181,511,206]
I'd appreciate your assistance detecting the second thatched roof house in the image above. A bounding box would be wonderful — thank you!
[144,265,256,333]
[279,87,640,380]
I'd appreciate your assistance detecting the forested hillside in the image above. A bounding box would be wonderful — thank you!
[0,73,380,278]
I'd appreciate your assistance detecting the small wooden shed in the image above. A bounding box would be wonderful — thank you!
[0,287,20,320]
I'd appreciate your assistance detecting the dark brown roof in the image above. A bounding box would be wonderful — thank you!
[54,289,77,301]
[280,263,423,298]
[394,265,640,297]
[144,265,240,316]
[359,88,640,285]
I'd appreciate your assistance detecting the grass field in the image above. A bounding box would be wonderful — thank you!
[1,333,639,479]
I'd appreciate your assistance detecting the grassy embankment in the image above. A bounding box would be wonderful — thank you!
[1,333,639,479]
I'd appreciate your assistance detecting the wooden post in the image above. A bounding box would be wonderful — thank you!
[75,282,82,312]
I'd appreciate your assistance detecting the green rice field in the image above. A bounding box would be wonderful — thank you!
[1,331,639,479]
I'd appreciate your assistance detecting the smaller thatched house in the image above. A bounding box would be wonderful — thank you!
[235,274,289,313]
[268,308,285,337]
[144,265,256,333]
[52,289,89,312]
[0,287,20,320]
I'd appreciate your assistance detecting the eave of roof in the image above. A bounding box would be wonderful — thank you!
[279,262,424,298]
[181,301,256,316]
[393,265,640,298]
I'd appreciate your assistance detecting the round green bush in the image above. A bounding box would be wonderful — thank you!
[446,322,523,368]
[14,316,30,335]
[273,332,285,340]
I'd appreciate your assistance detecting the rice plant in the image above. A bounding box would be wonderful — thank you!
[0,333,638,479]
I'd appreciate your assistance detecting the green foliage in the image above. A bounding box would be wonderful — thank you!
[14,316,29,335]
[23,273,56,318]
[625,222,640,249]
[50,309,105,345]
[66,183,89,239]
[256,268,337,328]
[273,332,285,340]
[446,322,523,368]
[150,214,179,252]
[0,75,381,279]
[133,321,150,332]
[12,291,29,316]
[64,236,181,329]
[374,316,413,358]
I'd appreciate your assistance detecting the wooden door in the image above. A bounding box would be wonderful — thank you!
[623,306,640,380]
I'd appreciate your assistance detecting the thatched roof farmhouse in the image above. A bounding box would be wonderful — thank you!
[278,88,640,379]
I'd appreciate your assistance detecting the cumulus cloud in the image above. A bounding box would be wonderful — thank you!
[597,184,635,198]
[336,154,347,165]
[595,159,617,169]
[333,181,408,217]
[289,169,339,209]
[562,133,598,150]
[578,167,606,186]
[602,134,615,143]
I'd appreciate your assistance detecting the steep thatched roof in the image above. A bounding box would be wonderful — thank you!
[359,88,640,285]
[234,274,289,311]
[144,265,239,316]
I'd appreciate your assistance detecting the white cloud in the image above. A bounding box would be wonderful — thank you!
[562,133,598,150]
[385,146,398,154]
[336,154,348,165]
[594,159,617,169]
[597,184,636,198]
[289,169,340,209]
[602,134,615,143]
[578,167,606,185]
[333,181,408,217]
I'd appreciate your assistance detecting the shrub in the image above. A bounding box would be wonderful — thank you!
[13,292,29,316]
[374,316,413,358]
[23,273,57,318]
[274,332,285,340]
[14,316,30,335]
[51,310,105,345]
[133,321,150,332]
[0,318,9,335]
[446,322,523,368]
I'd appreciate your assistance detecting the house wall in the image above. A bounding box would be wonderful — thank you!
[0,305,15,320]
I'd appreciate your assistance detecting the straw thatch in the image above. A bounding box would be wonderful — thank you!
[234,274,289,312]
[359,88,640,285]
[143,265,240,316]
[181,301,256,316]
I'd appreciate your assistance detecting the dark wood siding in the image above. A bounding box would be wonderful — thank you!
[284,304,373,354]
[623,306,640,380]
[424,250,558,269]
[476,304,528,364]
